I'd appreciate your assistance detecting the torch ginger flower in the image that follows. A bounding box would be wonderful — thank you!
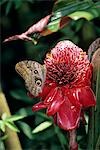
[32,40,96,131]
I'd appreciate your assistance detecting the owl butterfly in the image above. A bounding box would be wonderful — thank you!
[15,60,46,97]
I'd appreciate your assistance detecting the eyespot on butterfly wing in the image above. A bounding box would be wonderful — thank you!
[15,60,46,96]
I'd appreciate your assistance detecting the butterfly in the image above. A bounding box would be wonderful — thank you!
[15,60,46,96]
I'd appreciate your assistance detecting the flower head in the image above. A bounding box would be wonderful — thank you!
[45,41,91,87]
[32,40,96,130]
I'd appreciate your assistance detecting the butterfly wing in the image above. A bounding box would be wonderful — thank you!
[15,60,46,96]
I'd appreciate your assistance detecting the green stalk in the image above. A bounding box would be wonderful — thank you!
[0,89,22,150]
[94,67,100,149]
[87,48,100,150]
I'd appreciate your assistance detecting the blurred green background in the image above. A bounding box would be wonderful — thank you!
[1,0,100,150]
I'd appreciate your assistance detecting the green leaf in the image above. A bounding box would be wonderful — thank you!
[10,89,33,104]
[32,121,52,134]
[15,107,33,117]
[88,8,100,19]
[5,1,12,15]
[52,1,94,21]
[95,135,100,150]
[47,18,61,32]
[1,113,7,121]
[16,107,50,120]
[68,11,94,21]
[54,126,68,148]
[53,0,93,13]
[18,121,33,139]
[0,139,5,150]
[36,112,52,120]
[0,134,8,141]
[0,0,8,5]
[5,122,20,132]
[13,0,22,9]
[45,1,100,35]
[0,121,5,132]
[6,115,25,122]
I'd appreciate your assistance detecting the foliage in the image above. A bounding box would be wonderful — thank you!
[87,47,100,150]
[1,0,100,150]
[0,112,25,142]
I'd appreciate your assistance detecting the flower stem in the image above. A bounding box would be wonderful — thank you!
[0,89,22,150]
[69,129,78,150]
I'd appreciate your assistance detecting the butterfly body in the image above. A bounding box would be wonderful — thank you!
[15,61,46,96]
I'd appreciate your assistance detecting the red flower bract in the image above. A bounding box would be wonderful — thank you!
[32,40,96,130]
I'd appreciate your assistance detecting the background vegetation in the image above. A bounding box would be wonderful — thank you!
[1,0,100,150]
